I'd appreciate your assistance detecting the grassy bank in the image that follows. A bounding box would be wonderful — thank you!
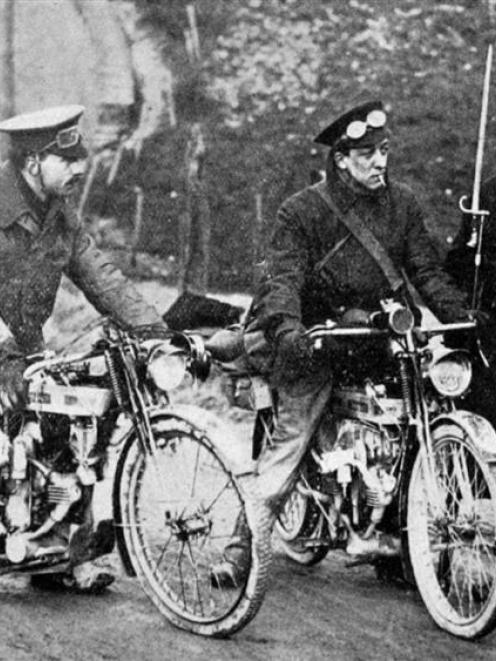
[100,0,496,292]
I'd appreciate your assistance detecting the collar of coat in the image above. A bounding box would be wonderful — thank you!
[0,159,64,231]
[325,165,390,212]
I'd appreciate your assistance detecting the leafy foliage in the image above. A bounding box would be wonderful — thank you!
[109,0,496,291]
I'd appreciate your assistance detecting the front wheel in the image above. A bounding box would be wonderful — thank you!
[408,423,496,639]
[114,415,272,637]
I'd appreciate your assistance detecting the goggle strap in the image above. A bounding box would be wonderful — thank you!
[39,125,81,152]
[345,110,387,141]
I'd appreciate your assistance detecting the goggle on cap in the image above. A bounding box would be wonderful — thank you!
[0,104,88,160]
[314,100,388,150]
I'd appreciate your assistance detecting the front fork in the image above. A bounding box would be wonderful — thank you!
[399,342,441,511]
[396,343,449,584]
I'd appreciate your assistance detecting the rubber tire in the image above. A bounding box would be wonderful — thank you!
[408,423,496,639]
[114,415,272,637]
[275,470,330,566]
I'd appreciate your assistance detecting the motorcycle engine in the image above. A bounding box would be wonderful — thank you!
[314,383,404,546]
[0,356,119,563]
[328,417,399,504]
[0,410,115,542]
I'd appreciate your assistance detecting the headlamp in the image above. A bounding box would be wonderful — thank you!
[373,301,414,334]
[345,109,387,141]
[428,351,472,398]
[389,306,414,335]
[147,342,187,392]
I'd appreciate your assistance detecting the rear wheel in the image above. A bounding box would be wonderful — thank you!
[408,423,496,639]
[115,415,272,637]
[275,465,330,566]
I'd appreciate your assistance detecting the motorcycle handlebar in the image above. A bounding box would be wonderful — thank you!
[23,350,91,381]
[420,320,477,334]
[23,332,212,384]
[305,318,477,340]
[306,325,386,339]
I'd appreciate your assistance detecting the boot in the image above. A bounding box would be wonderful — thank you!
[68,519,116,565]
[30,563,114,595]
[211,511,251,588]
[30,519,116,594]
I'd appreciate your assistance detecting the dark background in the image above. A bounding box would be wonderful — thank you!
[94,0,496,292]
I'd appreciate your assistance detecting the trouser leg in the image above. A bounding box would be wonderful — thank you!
[255,381,333,515]
[219,507,252,565]
[213,381,332,585]
[31,495,116,594]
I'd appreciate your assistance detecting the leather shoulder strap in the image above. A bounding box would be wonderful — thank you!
[312,181,404,293]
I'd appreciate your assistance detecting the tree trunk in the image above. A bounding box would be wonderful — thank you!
[0,0,15,158]
[179,122,210,295]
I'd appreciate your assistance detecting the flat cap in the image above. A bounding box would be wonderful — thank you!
[314,100,387,150]
[0,105,87,159]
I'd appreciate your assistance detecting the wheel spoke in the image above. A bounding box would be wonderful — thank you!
[185,539,205,617]
[190,442,201,498]
[202,478,235,514]
[409,427,496,637]
[121,427,252,624]
[150,531,173,576]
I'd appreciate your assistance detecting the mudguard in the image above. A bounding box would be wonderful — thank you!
[398,408,496,586]
[430,409,496,460]
[112,405,255,576]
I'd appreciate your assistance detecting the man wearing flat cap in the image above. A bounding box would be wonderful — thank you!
[0,105,165,593]
[213,100,473,586]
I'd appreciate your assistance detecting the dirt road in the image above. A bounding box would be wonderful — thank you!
[2,2,494,658]
[0,548,494,661]
[8,280,490,661]
[0,360,494,661]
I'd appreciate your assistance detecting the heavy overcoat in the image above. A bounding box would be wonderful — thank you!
[0,161,161,357]
[249,167,468,389]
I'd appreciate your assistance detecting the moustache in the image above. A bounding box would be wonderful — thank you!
[64,175,83,188]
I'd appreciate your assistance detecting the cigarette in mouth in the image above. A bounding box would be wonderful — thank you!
[378,174,386,187]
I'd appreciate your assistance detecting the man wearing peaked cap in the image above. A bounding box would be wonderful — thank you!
[0,104,88,160]
[212,100,473,587]
[0,105,166,594]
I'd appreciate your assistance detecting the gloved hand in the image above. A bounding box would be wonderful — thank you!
[442,308,490,350]
[276,328,314,364]
[467,309,490,329]
[272,326,321,391]
[277,325,342,362]
[340,308,370,326]
[442,306,489,327]
[0,355,26,411]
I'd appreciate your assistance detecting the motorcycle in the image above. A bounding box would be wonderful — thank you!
[270,300,496,640]
[0,320,271,637]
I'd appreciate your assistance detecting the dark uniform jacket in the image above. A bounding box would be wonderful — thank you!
[0,160,162,357]
[255,166,467,339]
[249,166,467,390]
[445,174,496,427]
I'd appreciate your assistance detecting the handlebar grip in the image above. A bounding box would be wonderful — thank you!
[308,326,384,339]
